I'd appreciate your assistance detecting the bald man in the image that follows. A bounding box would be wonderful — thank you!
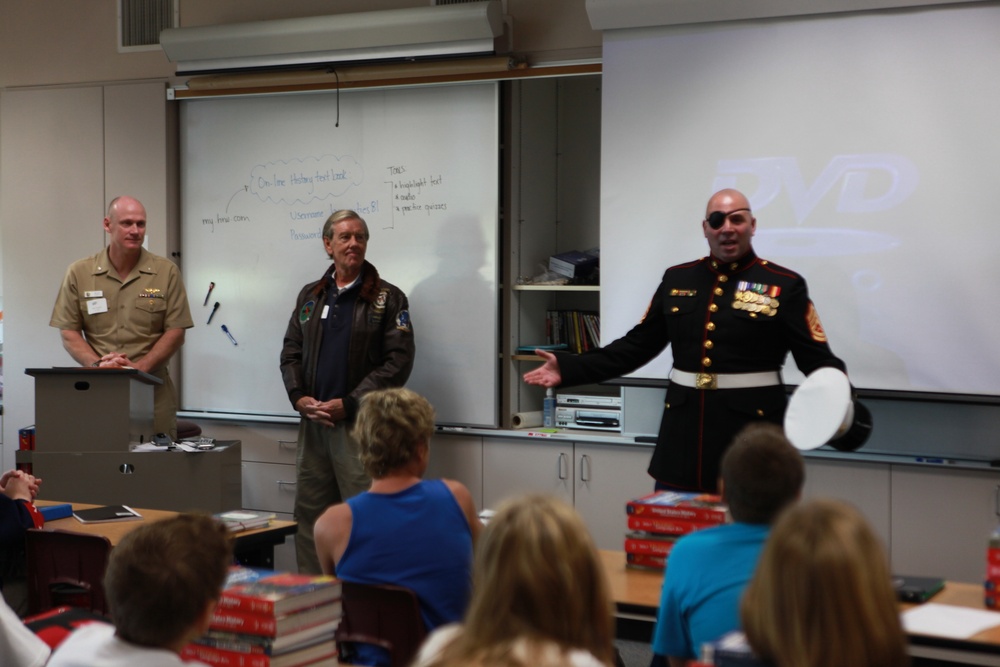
[525,189,846,492]
[50,196,193,439]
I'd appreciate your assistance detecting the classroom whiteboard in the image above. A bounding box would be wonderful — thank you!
[178,83,499,426]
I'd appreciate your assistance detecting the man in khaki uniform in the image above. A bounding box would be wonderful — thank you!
[49,196,194,439]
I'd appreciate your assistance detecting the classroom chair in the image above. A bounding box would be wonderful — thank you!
[335,581,427,667]
[176,419,202,440]
[24,528,112,616]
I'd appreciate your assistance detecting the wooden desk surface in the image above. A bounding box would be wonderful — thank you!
[600,549,662,611]
[599,550,1000,648]
[37,500,295,547]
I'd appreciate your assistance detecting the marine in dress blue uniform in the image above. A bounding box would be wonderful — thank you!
[525,190,846,492]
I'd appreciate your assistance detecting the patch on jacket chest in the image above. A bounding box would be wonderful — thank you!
[370,289,388,325]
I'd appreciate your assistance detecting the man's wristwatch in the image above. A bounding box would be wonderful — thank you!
[91,360,101,367]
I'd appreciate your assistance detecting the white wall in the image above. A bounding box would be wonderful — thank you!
[0,82,171,470]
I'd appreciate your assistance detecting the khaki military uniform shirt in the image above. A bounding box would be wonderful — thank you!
[50,247,194,436]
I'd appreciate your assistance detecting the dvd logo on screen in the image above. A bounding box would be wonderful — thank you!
[713,154,919,223]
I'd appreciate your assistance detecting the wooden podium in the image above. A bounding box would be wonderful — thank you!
[23,367,241,512]
[26,367,160,450]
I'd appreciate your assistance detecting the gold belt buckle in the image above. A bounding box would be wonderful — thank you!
[695,372,718,390]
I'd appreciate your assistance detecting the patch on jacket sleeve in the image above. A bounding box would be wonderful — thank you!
[299,300,316,323]
[807,302,828,343]
[396,309,412,333]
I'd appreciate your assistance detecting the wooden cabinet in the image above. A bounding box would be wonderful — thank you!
[426,434,484,509]
[482,436,652,550]
[802,456,1000,583]
[573,442,655,550]
[483,437,574,506]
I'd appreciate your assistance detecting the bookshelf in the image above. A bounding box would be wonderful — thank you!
[502,75,606,427]
[511,284,600,360]
[506,283,606,425]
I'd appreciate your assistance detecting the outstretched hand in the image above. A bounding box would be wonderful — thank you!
[522,349,562,388]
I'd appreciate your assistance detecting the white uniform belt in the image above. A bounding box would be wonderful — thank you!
[670,369,782,390]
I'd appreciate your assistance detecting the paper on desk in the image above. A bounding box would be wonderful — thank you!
[903,603,1000,639]
[130,442,201,452]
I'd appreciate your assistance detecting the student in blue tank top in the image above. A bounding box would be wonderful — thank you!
[314,387,481,667]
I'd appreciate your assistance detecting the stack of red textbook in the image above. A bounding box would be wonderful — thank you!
[182,567,343,667]
[986,527,1000,608]
[624,491,727,570]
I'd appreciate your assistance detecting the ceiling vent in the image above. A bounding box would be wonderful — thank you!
[118,0,177,52]
[159,0,504,75]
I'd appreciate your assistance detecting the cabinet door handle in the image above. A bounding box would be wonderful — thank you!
[995,485,1000,517]
[276,480,297,488]
[580,454,591,482]
[558,453,569,480]
[277,440,297,450]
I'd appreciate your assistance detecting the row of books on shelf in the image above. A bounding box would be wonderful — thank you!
[181,566,343,667]
[547,309,600,354]
[623,491,729,572]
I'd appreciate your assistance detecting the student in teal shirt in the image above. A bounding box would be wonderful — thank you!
[651,424,804,667]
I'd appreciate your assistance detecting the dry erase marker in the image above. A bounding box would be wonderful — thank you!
[203,281,215,306]
[221,324,238,346]
[207,301,220,324]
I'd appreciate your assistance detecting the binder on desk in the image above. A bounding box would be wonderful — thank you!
[894,574,945,603]
[72,505,142,524]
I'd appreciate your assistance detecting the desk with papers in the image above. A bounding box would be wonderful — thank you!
[38,501,296,568]
[599,550,1000,666]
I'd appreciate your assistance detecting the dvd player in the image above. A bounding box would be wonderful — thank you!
[556,392,623,408]
[555,406,622,431]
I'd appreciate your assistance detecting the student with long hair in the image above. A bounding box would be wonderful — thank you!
[415,494,616,667]
[741,498,909,667]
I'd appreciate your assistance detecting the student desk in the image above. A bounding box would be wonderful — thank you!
[38,501,296,569]
[599,550,1000,666]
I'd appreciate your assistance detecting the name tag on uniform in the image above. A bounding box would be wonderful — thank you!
[83,290,103,298]
[321,305,330,319]
[87,298,108,315]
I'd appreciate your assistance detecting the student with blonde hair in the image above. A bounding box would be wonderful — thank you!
[741,498,908,667]
[314,387,480,666]
[415,494,616,667]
